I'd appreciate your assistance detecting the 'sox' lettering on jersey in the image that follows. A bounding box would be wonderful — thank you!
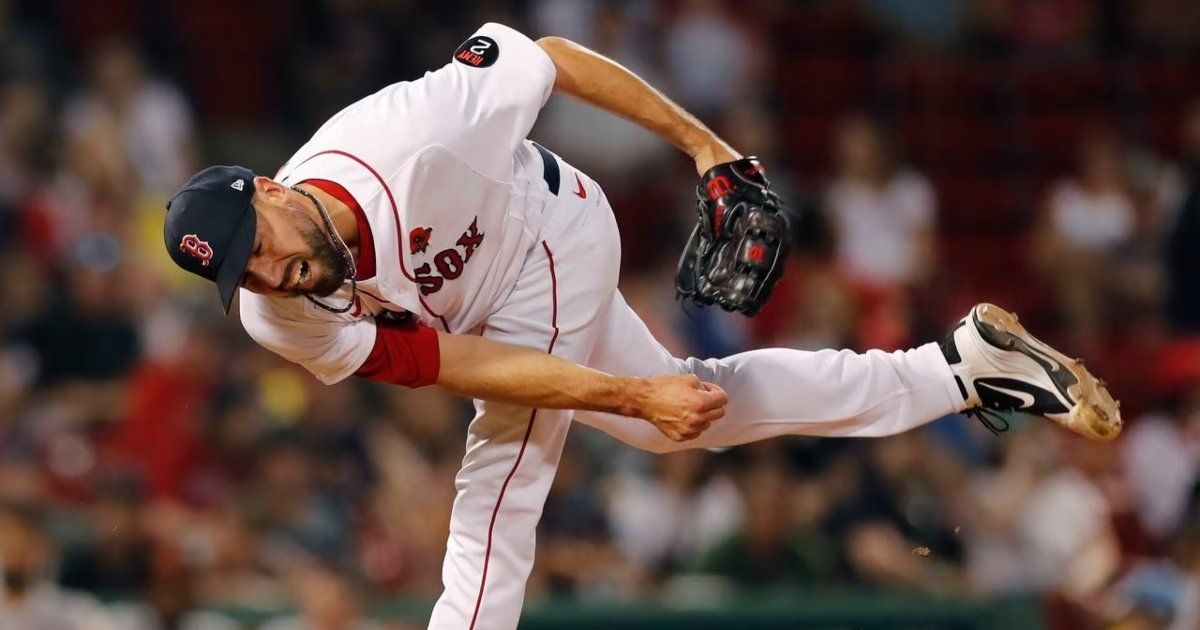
[414,217,486,296]
[414,263,444,295]
[456,218,484,261]
[435,250,465,280]
[180,234,213,267]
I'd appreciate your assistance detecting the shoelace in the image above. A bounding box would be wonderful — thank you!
[964,406,1011,435]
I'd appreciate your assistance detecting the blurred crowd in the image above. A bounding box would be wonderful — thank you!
[0,0,1199,628]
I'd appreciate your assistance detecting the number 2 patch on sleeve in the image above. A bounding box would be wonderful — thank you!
[454,36,499,68]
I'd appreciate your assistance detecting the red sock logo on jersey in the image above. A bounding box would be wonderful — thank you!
[409,227,433,254]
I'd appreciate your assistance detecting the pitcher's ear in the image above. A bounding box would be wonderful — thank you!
[254,176,287,198]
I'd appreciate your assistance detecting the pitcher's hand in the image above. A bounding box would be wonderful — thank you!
[631,375,727,442]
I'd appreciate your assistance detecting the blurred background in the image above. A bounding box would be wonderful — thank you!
[0,0,1198,628]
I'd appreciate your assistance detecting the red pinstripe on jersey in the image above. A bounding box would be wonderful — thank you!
[469,241,558,629]
[283,149,451,331]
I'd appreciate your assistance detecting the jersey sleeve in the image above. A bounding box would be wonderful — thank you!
[354,316,441,387]
[239,292,377,386]
[282,22,554,185]
[416,22,557,179]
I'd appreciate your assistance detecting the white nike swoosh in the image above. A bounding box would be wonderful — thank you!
[976,382,1037,409]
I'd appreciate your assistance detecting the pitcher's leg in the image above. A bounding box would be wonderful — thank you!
[431,228,619,628]
[679,342,965,443]
[430,402,571,630]
[574,294,965,452]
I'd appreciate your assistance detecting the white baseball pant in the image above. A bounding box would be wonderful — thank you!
[427,173,966,629]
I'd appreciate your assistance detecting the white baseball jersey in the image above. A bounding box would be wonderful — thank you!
[240,22,559,385]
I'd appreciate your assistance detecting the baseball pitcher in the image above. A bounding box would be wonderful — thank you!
[163,24,1121,629]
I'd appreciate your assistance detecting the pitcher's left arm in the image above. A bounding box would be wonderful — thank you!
[537,35,791,316]
[536,36,740,176]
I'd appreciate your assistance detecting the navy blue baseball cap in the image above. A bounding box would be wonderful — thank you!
[165,165,258,313]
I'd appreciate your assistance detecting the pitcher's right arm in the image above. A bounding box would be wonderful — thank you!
[435,331,726,442]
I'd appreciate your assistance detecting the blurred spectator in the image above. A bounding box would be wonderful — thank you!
[531,0,602,45]
[249,434,356,565]
[1036,131,1140,346]
[823,115,936,349]
[606,450,741,581]
[831,435,965,592]
[107,541,240,630]
[261,566,382,630]
[536,441,628,597]
[692,454,837,587]
[0,78,53,246]
[533,1,672,177]
[358,421,452,595]
[1012,433,1121,599]
[825,115,936,289]
[17,237,139,389]
[58,479,150,596]
[1121,393,1200,541]
[107,318,219,500]
[1104,514,1200,629]
[663,0,755,117]
[0,502,117,630]
[960,426,1125,608]
[961,428,1043,594]
[62,41,196,198]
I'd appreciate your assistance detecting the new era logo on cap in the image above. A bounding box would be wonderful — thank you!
[231,179,245,191]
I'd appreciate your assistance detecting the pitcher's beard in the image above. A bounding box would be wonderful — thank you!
[300,221,350,298]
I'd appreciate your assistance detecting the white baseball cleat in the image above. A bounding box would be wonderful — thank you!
[941,303,1122,441]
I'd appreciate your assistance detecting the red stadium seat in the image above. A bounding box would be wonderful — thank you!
[1019,111,1113,176]
[781,56,874,114]
[786,115,838,175]
[902,115,1012,175]
[935,175,1027,234]
[1014,62,1112,114]
[938,237,1047,319]
[888,57,1006,115]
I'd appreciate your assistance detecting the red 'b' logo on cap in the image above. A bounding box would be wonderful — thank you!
[180,234,213,267]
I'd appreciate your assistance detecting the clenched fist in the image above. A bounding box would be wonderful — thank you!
[630,374,728,442]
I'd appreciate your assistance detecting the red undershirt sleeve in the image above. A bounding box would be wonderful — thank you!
[354,318,441,387]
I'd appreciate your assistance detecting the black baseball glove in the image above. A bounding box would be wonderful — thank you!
[675,157,790,316]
